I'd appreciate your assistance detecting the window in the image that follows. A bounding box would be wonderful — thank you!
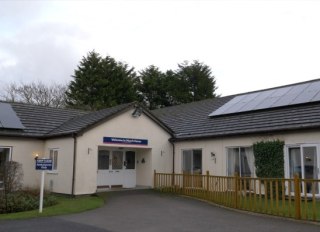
[227,147,254,177]
[182,149,202,174]
[0,147,11,189]
[287,145,319,194]
[98,150,110,170]
[125,151,135,169]
[49,149,58,171]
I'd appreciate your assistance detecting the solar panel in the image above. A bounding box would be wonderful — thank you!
[209,80,320,117]
[272,83,309,107]
[0,103,25,129]
[292,81,320,104]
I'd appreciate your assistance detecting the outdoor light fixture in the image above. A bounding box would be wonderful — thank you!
[141,158,145,163]
[34,154,39,160]
[211,152,216,163]
[132,106,142,118]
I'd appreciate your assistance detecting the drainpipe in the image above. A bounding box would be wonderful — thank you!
[170,141,175,174]
[71,133,77,197]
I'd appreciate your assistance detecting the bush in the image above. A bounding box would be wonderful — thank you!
[0,189,58,214]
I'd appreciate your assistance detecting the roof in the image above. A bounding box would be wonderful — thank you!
[0,102,172,138]
[1,79,320,141]
[48,102,135,137]
[153,79,320,141]
[1,102,87,137]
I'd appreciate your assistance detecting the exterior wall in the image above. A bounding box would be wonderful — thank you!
[44,137,74,194]
[136,149,152,187]
[74,108,172,195]
[174,130,320,177]
[0,137,44,188]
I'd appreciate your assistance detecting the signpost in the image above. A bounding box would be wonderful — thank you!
[35,159,52,213]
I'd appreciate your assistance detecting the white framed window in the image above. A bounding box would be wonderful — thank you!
[0,147,12,189]
[182,149,202,174]
[285,144,320,195]
[49,149,58,171]
[227,147,254,177]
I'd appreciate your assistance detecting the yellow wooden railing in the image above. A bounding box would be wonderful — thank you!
[154,171,320,221]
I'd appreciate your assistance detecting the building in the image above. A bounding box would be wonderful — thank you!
[1,79,320,195]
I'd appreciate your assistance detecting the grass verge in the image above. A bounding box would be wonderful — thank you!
[0,194,105,220]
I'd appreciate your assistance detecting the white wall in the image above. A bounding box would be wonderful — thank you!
[174,131,320,176]
[74,108,172,195]
[44,137,74,194]
[0,137,44,188]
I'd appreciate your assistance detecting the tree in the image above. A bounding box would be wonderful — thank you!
[0,81,67,108]
[138,65,171,109]
[66,51,138,110]
[171,60,218,103]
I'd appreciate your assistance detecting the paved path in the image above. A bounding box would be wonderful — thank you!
[0,190,319,232]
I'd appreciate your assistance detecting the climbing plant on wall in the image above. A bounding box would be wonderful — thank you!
[253,140,285,178]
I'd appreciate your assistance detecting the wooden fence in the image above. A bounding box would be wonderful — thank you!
[154,171,320,221]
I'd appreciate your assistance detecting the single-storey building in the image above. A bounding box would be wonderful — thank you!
[1,79,320,195]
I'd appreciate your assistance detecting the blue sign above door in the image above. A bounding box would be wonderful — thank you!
[103,137,148,146]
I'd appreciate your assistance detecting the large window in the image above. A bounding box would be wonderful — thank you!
[0,147,11,189]
[49,149,58,171]
[227,147,254,177]
[287,145,319,194]
[182,149,202,174]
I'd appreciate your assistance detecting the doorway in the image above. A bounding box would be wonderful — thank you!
[97,148,136,188]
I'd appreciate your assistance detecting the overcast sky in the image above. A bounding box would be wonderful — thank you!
[1,0,320,96]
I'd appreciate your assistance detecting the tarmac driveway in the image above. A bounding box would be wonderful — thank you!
[0,190,319,232]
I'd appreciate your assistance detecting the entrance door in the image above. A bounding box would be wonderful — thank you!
[97,149,136,188]
[123,151,136,188]
[288,145,320,195]
[97,150,110,187]
[110,151,124,187]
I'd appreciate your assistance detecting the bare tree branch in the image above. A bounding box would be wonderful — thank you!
[0,81,67,108]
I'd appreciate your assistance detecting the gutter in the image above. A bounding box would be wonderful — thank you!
[71,133,77,196]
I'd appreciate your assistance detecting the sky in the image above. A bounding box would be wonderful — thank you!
[1,0,320,96]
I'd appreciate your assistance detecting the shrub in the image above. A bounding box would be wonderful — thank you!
[0,189,58,214]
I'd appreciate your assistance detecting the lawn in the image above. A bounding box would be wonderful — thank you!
[0,194,105,220]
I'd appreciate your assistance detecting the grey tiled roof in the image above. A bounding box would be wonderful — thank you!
[2,82,320,141]
[0,102,134,138]
[152,96,320,140]
[48,103,134,137]
[2,102,88,137]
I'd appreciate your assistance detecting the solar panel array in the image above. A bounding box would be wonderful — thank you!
[209,80,320,117]
[0,103,25,129]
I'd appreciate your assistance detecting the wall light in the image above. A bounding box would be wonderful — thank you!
[211,152,216,163]
[34,154,39,160]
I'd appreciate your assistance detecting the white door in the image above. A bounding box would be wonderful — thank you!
[97,150,110,187]
[97,149,136,188]
[123,151,136,188]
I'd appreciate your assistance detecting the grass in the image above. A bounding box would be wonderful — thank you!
[0,194,105,220]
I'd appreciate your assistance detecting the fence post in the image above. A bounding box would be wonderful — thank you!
[234,173,239,209]
[206,171,210,199]
[182,172,186,194]
[294,173,301,220]
[154,170,157,189]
